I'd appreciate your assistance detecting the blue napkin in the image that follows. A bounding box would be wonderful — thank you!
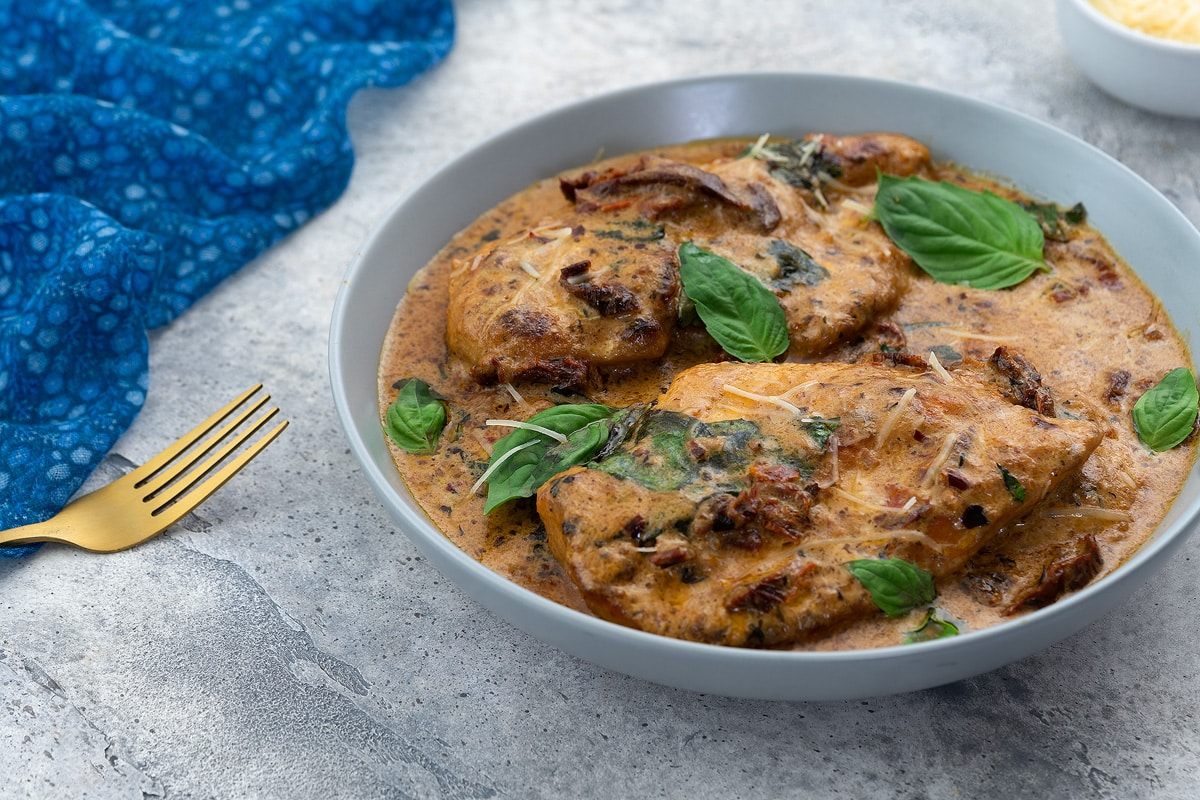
[0,0,455,554]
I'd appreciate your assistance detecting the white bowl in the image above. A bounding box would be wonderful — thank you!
[330,73,1200,701]
[1056,0,1200,117]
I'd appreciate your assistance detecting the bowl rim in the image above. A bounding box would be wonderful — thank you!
[1063,0,1200,53]
[330,71,1200,699]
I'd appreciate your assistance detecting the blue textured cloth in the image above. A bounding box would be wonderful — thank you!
[0,0,454,554]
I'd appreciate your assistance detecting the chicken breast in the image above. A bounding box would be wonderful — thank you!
[536,351,1104,647]
[445,133,930,386]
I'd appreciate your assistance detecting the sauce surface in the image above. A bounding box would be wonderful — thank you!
[378,137,1196,651]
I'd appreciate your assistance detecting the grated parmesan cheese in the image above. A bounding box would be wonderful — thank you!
[1044,505,1135,522]
[500,382,531,410]
[830,486,917,513]
[922,432,960,489]
[875,387,917,448]
[1091,0,1200,43]
[936,327,1017,343]
[927,350,953,383]
[485,419,568,443]
[722,383,804,416]
[470,439,539,495]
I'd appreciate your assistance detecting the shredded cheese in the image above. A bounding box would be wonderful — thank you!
[840,197,875,218]
[927,350,953,383]
[1045,505,1135,523]
[922,432,959,488]
[485,419,568,443]
[500,382,531,410]
[822,434,840,489]
[722,383,804,416]
[831,486,917,513]
[1091,0,1200,43]
[530,224,575,239]
[744,132,772,160]
[936,327,1017,343]
[875,387,917,448]
[469,429,494,458]
[470,439,539,495]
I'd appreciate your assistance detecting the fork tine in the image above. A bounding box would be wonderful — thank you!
[147,415,289,527]
[137,388,269,498]
[133,384,266,488]
[145,404,282,511]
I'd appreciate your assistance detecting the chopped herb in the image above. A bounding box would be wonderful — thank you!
[384,378,447,454]
[677,242,789,363]
[765,239,829,290]
[594,410,765,493]
[801,416,840,450]
[903,608,960,643]
[744,136,843,206]
[1132,367,1199,452]
[845,558,936,618]
[872,173,1049,290]
[998,464,1027,502]
[1020,200,1087,241]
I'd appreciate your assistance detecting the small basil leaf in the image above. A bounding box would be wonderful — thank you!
[903,608,960,644]
[384,378,446,454]
[998,464,1026,502]
[873,173,1049,290]
[845,558,936,618]
[677,242,789,363]
[483,404,618,513]
[1132,367,1199,452]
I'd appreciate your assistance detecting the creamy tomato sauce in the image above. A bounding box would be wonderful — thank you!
[378,137,1196,651]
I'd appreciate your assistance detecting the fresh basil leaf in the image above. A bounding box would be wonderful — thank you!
[845,558,936,618]
[998,464,1026,502]
[677,242,789,363]
[873,173,1049,290]
[903,608,960,644]
[1132,367,1199,452]
[482,404,618,513]
[384,378,446,454]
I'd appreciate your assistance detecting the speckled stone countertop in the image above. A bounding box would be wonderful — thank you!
[5,1,1200,797]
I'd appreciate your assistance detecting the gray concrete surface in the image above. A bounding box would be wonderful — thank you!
[5,1,1200,797]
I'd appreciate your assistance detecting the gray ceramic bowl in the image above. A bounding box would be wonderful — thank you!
[330,73,1200,700]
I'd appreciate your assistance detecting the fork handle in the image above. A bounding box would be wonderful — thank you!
[0,511,78,549]
[0,521,51,548]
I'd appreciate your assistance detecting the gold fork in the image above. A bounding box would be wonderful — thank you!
[0,384,288,553]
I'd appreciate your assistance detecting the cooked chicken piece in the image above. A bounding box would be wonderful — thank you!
[446,215,680,386]
[537,352,1103,647]
[446,133,931,386]
[804,132,935,187]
